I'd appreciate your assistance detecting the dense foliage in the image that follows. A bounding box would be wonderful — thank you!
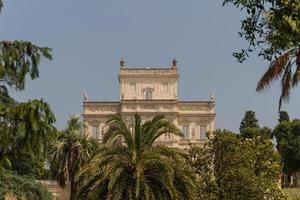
[273,119,300,186]
[0,40,52,90]
[49,116,100,200]
[223,0,300,110]
[189,130,285,200]
[0,40,54,175]
[0,1,56,198]
[77,114,196,200]
[0,99,56,176]
[278,111,290,123]
[240,126,272,139]
[0,5,54,176]
[0,171,52,200]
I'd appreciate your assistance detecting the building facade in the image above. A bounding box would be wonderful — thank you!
[82,59,216,149]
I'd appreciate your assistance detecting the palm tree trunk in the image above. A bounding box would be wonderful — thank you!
[70,178,76,200]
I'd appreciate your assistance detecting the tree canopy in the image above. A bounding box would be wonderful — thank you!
[273,119,300,179]
[223,0,300,110]
[0,1,55,198]
[239,110,259,133]
[77,114,196,200]
[278,111,290,123]
[0,171,52,200]
[49,116,100,200]
[189,130,284,200]
[0,0,55,177]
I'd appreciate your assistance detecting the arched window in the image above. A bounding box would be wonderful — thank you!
[145,90,152,100]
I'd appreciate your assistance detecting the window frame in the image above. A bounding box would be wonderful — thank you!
[182,125,190,139]
[145,90,153,100]
[161,82,170,93]
[200,125,207,139]
[91,125,100,138]
[128,82,136,93]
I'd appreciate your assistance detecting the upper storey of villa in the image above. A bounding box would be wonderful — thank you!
[118,58,179,101]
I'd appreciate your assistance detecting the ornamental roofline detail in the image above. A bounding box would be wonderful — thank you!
[118,68,178,80]
[119,57,178,69]
[118,58,179,79]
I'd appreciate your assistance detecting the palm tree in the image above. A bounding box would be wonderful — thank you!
[256,47,300,111]
[76,114,196,200]
[48,116,99,200]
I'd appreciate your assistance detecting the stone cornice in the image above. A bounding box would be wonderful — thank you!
[83,101,215,115]
[177,113,216,117]
[82,114,117,118]
[121,67,174,70]
[118,68,179,80]
[83,100,214,104]
[120,112,178,115]
[83,102,120,107]
[177,101,215,105]
[121,99,177,104]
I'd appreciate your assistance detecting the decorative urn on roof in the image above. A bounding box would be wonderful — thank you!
[171,58,177,69]
[120,57,125,68]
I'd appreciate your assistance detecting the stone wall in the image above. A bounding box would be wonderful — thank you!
[39,180,70,200]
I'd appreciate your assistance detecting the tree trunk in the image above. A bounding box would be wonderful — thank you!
[70,178,76,200]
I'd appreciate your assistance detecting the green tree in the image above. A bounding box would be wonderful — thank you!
[240,111,272,139]
[272,119,300,187]
[0,41,55,175]
[223,0,300,110]
[0,1,55,176]
[0,171,52,200]
[49,116,100,200]
[278,111,290,123]
[240,127,272,139]
[0,100,56,176]
[189,130,285,200]
[239,110,259,133]
[0,46,56,175]
[0,1,56,198]
[76,114,196,200]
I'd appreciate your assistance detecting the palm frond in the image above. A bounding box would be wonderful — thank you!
[278,61,292,111]
[256,50,292,92]
[292,49,300,87]
[48,116,100,199]
[104,115,133,149]
[76,114,196,199]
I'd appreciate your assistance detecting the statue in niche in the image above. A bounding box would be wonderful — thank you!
[192,128,196,138]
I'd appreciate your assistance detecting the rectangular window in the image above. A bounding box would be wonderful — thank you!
[182,125,189,139]
[200,125,207,139]
[92,125,99,138]
[161,82,169,93]
[129,83,136,93]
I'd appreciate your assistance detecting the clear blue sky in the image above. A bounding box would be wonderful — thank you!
[1,0,299,131]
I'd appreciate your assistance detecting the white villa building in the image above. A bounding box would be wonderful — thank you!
[82,58,216,149]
